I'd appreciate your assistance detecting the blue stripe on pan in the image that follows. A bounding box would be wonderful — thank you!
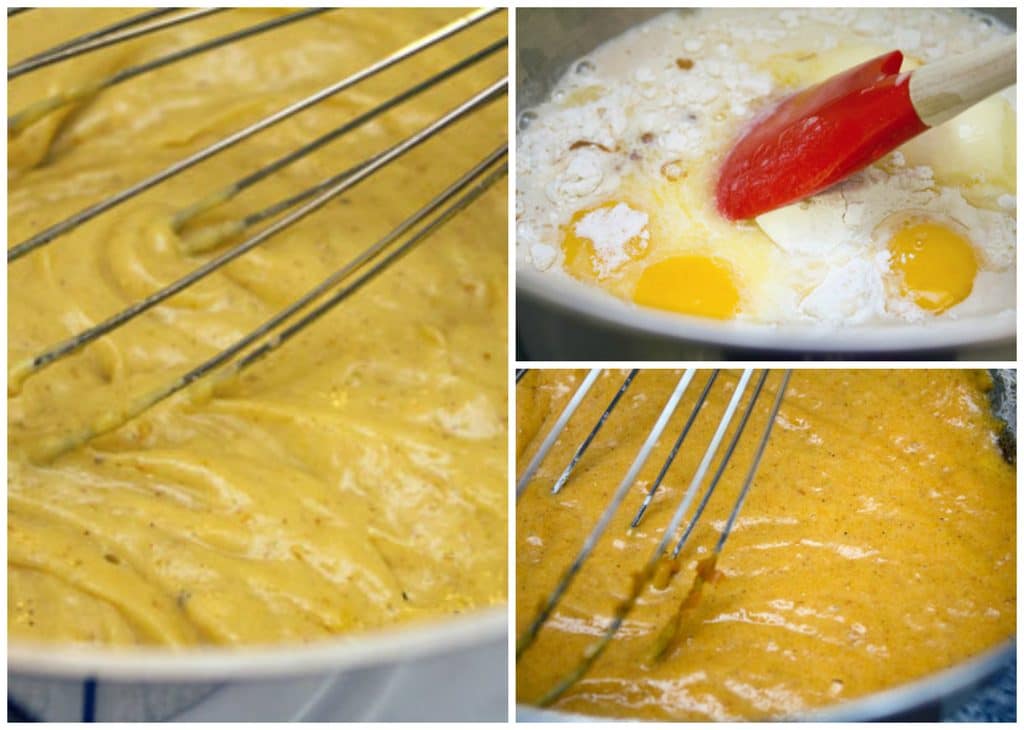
[81,678,97,722]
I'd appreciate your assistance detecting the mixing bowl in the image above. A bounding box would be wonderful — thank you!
[8,608,506,721]
[515,8,1017,360]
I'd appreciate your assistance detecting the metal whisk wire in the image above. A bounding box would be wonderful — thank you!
[551,368,639,495]
[9,77,507,393]
[516,368,697,657]
[170,36,507,248]
[32,145,507,463]
[631,369,720,527]
[9,9,330,134]
[11,8,176,66]
[9,8,226,78]
[8,8,508,461]
[516,369,791,705]
[8,7,501,262]
[515,368,602,497]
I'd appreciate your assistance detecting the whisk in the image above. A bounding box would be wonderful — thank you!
[516,368,791,706]
[8,8,508,461]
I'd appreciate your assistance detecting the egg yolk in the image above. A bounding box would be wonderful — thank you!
[562,201,649,282]
[887,222,977,313]
[633,255,739,319]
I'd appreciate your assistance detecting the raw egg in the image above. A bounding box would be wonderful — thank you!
[887,221,977,312]
[633,255,739,319]
[562,201,650,282]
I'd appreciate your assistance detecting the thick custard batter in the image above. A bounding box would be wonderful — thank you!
[517,370,1015,720]
[9,9,507,645]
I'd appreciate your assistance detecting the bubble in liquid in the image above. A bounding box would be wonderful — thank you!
[660,159,686,181]
[575,59,596,75]
[517,110,538,132]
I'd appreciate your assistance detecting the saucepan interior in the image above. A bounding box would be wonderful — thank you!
[515,8,1017,358]
[516,370,1015,721]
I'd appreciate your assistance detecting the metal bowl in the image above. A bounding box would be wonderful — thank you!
[515,8,1017,360]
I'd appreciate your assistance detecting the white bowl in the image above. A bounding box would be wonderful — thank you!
[519,271,1016,357]
[9,608,506,721]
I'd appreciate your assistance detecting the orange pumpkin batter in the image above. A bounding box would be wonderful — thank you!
[517,369,1015,720]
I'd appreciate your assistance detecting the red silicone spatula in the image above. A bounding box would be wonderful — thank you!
[715,35,1016,221]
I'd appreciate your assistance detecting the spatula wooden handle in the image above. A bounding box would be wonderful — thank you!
[909,34,1016,127]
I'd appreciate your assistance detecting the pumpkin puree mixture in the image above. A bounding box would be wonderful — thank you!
[517,369,1015,720]
[9,9,507,645]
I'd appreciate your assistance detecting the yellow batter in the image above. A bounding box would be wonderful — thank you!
[9,9,507,645]
[517,370,1015,720]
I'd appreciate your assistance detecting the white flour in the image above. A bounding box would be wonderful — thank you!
[573,203,649,278]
